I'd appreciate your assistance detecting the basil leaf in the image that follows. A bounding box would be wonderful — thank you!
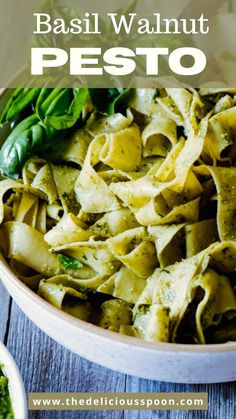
[57,254,84,269]
[89,88,131,115]
[0,114,63,179]
[43,88,88,130]
[0,88,41,124]
[36,88,73,122]
[0,88,87,178]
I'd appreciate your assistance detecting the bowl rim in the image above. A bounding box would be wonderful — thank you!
[1,255,236,354]
[0,340,27,419]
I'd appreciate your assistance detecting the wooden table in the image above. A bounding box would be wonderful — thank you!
[0,281,235,419]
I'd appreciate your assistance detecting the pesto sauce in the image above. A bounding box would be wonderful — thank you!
[0,366,14,419]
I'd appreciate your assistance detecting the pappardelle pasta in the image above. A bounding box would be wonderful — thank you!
[0,86,236,344]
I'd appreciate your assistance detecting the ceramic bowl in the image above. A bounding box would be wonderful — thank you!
[1,247,236,384]
[0,341,27,418]
[0,83,236,383]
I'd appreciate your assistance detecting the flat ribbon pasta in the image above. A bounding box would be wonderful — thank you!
[74,135,120,213]
[134,241,236,343]
[0,221,94,279]
[108,227,157,277]
[52,240,120,276]
[142,108,177,157]
[98,266,147,304]
[1,86,236,345]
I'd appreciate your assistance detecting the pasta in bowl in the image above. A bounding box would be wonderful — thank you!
[0,86,236,382]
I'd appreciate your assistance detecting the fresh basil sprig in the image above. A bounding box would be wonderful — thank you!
[0,88,41,124]
[57,254,83,269]
[88,88,131,115]
[35,88,73,121]
[0,114,62,179]
[0,88,88,178]
[0,87,132,179]
[37,88,89,130]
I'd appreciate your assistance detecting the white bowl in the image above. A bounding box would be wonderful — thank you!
[0,340,27,419]
[0,88,236,384]
[1,254,236,383]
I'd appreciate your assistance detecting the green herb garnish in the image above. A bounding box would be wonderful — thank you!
[57,254,83,270]
[0,88,88,179]
[88,88,131,115]
[0,365,14,419]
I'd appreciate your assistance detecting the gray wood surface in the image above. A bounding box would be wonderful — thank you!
[0,283,10,341]
[0,281,235,419]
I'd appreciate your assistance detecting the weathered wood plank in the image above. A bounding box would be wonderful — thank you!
[0,281,11,341]
[6,302,125,419]
[124,376,236,419]
[4,299,236,419]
